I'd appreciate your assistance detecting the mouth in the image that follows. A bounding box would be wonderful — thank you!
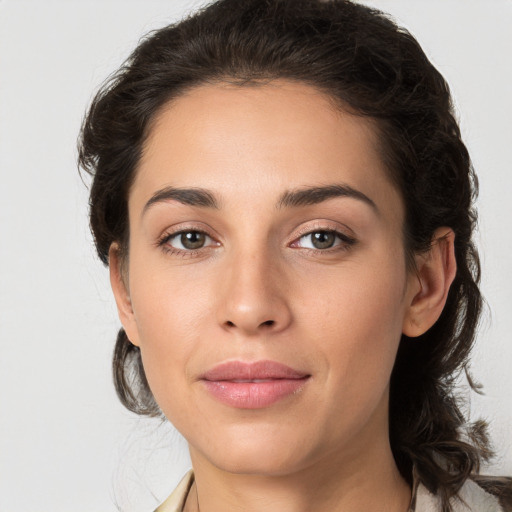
[200,360,311,409]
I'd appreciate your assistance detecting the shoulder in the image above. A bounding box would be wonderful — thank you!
[414,478,508,512]
[155,470,194,512]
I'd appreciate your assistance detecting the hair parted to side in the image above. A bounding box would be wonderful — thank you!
[78,0,511,509]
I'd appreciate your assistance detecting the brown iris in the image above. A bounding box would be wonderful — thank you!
[311,231,336,249]
[180,231,206,249]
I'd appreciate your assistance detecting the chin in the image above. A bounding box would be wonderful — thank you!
[211,450,306,477]
[193,422,319,477]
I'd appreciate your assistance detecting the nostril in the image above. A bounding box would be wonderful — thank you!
[223,319,276,330]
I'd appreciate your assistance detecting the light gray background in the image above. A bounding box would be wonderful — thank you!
[0,1,510,511]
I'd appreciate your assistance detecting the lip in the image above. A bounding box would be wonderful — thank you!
[200,360,310,409]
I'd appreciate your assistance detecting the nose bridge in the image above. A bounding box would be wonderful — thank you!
[218,244,292,335]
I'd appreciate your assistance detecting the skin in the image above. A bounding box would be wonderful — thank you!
[110,81,456,512]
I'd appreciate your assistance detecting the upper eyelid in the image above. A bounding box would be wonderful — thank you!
[157,229,219,257]
[291,221,355,240]
[158,223,218,240]
[292,230,356,246]
[156,228,216,254]
[164,229,212,240]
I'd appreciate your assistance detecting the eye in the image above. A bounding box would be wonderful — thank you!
[163,230,215,251]
[293,230,355,250]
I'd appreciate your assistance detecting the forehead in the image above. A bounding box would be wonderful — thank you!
[133,80,402,222]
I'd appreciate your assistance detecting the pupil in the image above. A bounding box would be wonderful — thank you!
[312,231,335,249]
[181,231,205,249]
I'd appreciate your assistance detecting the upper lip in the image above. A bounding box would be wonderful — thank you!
[201,360,309,381]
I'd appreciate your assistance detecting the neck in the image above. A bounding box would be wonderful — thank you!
[186,408,411,512]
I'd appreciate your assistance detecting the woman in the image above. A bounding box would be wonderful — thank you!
[78,0,511,510]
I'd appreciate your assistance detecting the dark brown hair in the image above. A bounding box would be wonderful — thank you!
[78,0,511,509]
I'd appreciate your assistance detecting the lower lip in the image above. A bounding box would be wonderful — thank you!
[202,378,309,409]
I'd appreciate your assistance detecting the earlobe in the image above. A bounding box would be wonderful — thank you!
[109,243,140,347]
[402,228,457,337]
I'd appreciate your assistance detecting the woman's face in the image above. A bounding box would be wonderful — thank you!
[115,81,420,476]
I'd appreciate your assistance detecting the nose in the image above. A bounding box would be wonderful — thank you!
[216,249,293,336]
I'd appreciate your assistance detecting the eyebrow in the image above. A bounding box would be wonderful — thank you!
[142,186,219,216]
[142,183,378,216]
[277,184,378,212]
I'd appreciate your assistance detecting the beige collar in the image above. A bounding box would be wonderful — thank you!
[155,470,194,512]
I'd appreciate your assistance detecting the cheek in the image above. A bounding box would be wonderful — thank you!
[304,254,408,393]
[302,246,407,335]
[128,243,214,334]
[126,262,212,400]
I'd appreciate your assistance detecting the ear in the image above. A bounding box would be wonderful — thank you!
[402,228,457,337]
[109,243,140,347]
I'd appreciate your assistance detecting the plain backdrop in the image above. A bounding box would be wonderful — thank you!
[0,1,511,511]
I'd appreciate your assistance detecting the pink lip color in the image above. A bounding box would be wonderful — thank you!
[200,360,310,409]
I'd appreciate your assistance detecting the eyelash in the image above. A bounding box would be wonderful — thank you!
[157,229,218,258]
[156,226,357,257]
[292,228,356,253]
